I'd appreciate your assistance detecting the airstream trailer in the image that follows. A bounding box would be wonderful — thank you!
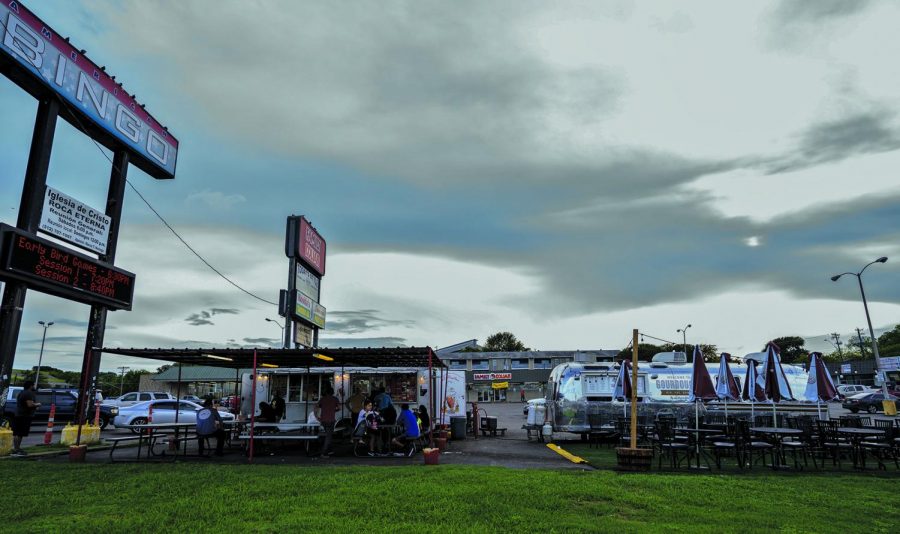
[545,355,812,434]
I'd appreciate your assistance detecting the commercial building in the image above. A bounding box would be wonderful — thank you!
[437,340,619,403]
[138,365,245,398]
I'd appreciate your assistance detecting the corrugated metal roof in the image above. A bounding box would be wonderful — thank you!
[151,365,250,381]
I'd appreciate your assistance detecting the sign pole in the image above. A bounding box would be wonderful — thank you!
[630,329,639,449]
[79,150,130,418]
[0,97,59,398]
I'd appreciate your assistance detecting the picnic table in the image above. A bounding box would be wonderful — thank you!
[674,427,719,469]
[837,427,885,469]
[109,422,196,461]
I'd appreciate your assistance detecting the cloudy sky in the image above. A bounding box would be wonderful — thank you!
[2,0,899,372]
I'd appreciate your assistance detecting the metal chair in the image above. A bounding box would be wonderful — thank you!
[816,420,852,468]
[653,420,690,469]
[711,419,741,469]
[736,420,773,469]
[860,419,899,470]
[781,417,815,469]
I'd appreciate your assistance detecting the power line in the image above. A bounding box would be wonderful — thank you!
[50,93,278,307]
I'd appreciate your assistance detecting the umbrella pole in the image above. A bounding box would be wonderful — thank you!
[817,400,822,421]
[724,397,728,424]
[772,401,777,426]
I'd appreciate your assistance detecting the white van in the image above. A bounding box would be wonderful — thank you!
[837,384,872,398]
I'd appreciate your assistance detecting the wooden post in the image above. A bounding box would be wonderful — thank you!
[630,329,639,449]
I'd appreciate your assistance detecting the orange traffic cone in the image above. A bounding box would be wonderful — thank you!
[43,404,56,445]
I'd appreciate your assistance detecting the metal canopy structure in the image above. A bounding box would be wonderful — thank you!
[97,346,445,370]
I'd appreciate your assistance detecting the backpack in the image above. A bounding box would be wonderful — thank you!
[365,410,381,431]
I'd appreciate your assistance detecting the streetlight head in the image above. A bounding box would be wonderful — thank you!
[48,321,54,326]
[265,318,274,322]
[830,274,841,282]
[687,324,692,328]
[877,256,888,263]
[38,321,44,325]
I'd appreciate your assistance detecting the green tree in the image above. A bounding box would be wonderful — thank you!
[616,343,662,362]
[877,324,900,357]
[770,336,807,364]
[483,332,529,352]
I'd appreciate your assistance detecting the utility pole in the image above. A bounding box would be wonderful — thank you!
[855,328,867,358]
[116,366,130,396]
[829,333,843,357]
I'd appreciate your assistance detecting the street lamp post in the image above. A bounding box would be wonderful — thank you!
[831,256,889,396]
[265,318,287,349]
[34,320,54,388]
[676,324,692,361]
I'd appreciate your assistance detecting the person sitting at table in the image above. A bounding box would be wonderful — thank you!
[417,405,431,440]
[257,401,277,422]
[196,399,224,456]
[374,387,396,424]
[271,391,286,422]
[391,403,421,457]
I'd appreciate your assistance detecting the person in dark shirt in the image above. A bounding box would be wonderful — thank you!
[13,381,41,456]
[315,387,339,457]
[417,405,431,440]
[270,391,286,421]
[257,401,277,422]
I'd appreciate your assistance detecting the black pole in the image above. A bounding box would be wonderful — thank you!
[77,150,129,419]
[0,97,59,401]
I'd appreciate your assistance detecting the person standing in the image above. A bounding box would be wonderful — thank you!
[315,386,339,457]
[520,389,526,403]
[271,391,286,421]
[12,381,41,457]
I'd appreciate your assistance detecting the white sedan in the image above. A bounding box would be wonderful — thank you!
[114,400,235,432]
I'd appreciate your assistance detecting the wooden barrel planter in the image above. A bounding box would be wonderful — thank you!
[616,447,652,471]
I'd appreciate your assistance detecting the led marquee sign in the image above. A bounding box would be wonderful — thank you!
[0,224,135,310]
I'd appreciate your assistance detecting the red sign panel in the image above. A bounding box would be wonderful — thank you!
[297,217,326,276]
[0,225,135,310]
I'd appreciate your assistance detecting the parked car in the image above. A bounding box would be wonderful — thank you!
[104,391,175,408]
[114,399,235,432]
[2,387,119,429]
[841,392,899,413]
[837,384,873,398]
[181,395,203,403]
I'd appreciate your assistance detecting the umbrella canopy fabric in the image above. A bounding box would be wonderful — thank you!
[804,352,839,402]
[688,345,717,402]
[741,360,767,402]
[612,359,632,401]
[761,342,794,402]
[715,353,740,401]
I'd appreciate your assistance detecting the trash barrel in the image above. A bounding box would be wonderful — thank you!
[450,416,467,440]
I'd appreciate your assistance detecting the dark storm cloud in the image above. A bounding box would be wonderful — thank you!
[210,308,240,316]
[763,109,900,174]
[185,312,214,326]
[326,310,416,334]
[772,0,873,24]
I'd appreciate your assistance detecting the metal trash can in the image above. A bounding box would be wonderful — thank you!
[450,416,467,440]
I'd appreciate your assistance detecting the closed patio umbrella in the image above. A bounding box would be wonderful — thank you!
[612,359,633,418]
[715,353,740,422]
[741,360,766,420]
[761,342,794,424]
[803,352,839,420]
[687,345,717,459]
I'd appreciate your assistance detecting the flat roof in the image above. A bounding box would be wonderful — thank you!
[98,346,444,370]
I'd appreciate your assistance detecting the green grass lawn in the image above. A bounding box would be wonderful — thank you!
[1,462,897,533]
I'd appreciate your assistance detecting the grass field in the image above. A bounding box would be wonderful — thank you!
[1,461,897,532]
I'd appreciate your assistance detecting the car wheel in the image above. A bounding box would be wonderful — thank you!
[867,405,878,414]
[129,417,148,434]
[98,417,109,430]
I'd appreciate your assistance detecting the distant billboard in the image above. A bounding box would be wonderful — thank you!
[0,1,178,179]
[295,263,320,301]
[285,216,325,276]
